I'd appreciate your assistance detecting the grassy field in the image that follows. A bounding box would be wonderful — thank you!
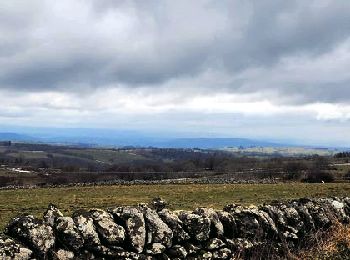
[0,183,349,230]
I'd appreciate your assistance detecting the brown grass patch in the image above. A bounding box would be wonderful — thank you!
[297,222,350,259]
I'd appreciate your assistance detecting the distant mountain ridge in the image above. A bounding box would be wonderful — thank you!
[0,130,284,148]
[154,138,281,148]
[0,132,35,141]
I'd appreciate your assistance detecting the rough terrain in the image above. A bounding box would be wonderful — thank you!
[1,197,350,259]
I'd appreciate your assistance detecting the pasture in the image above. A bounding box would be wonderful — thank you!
[1,183,349,230]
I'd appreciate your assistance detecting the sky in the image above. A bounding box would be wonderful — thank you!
[1,0,350,146]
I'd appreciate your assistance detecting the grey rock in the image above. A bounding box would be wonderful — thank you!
[55,217,84,251]
[5,215,55,257]
[206,238,225,250]
[226,238,254,251]
[193,208,224,237]
[72,210,100,248]
[234,211,261,239]
[2,196,350,259]
[43,204,64,227]
[145,242,166,255]
[90,208,125,245]
[52,249,75,260]
[342,197,350,216]
[328,198,349,223]
[158,209,190,243]
[291,201,315,232]
[304,200,331,228]
[167,245,187,259]
[217,211,237,238]
[109,206,146,253]
[212,248,232,259]
[184,242,201,255]
[245,207,279,239]
[140,205,173,247]
[262,204,298,241]
[178,211,211,241]
[0,234,33,260]
[150,197,167,212]
[197,250,213,259]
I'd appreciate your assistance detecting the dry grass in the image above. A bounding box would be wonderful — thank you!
[0,183,349,232]
[297,222,350,259]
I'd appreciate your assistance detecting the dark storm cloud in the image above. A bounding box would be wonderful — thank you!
[0,0,350,103]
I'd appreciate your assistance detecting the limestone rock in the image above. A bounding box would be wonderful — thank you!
[196,250,213,259]
[150,197,167,212]
[55,217,84,251]
[167,245,187,259]
[225,238,254,251]
[72,210,100,248]
[193,208,224,237]
[140,205,173,247]
[206,238,225,250]
[212,248,232,259]
[178,212,211,241]
[90,208,125,245]
[5,215,55,257]
[43,204,64,227]
[145,242,166,255]
[158,209,190,243]
[0,234,33,260]
[184,242,201,255]
[217,211,237,238]
[52,249,75,260]
[109,206,146,253]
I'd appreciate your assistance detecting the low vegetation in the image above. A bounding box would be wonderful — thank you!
[298,222,350,259]
[0,142,349,187]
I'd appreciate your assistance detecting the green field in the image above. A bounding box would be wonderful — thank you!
[1,183,350,230]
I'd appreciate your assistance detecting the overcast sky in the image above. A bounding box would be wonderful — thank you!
[1,0,350,146]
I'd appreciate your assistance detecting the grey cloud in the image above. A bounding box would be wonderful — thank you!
[0,0,350,103]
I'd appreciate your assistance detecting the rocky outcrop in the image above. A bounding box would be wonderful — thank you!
[1,197,350,259]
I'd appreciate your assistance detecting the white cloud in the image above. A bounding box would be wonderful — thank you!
[1,1,350,145]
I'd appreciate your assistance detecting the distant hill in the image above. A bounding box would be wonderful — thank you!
[0,134,283,149]
[0,127,285,148]
[0,132,35,142]
[154,138,281,148]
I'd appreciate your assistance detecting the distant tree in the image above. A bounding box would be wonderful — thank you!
[284,161,307,180]
[304,157,334,183]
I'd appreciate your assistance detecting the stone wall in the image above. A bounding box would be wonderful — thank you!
[1,197,349,259]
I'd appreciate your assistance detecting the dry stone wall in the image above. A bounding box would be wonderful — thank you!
[1,197,350,259]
